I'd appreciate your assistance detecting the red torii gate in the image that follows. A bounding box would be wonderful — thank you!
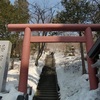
[8,24,100,93]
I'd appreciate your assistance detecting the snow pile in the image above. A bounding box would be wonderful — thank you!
[1,87,22,100]
[0,55,45,100]
[55,52,100,100]
[0,52,100,100]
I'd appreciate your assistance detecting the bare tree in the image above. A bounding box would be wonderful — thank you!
[29,1,56,66]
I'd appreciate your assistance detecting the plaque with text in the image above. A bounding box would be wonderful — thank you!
[0,41,12,92]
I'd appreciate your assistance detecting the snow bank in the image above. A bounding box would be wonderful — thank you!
[55,52,100,100]
[0,55,45,100]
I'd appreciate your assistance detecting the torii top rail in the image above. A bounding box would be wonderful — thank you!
[8,24,100,31]
[8,24,100,93]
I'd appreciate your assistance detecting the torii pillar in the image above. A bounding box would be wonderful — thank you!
[18,27,31,93]
[85,27,98,90]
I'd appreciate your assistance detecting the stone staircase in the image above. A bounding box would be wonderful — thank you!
[33,66,60,100]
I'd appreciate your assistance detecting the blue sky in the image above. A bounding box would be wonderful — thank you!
[10,0,62,13]
[10,0,61,6]
[10,0,62,23]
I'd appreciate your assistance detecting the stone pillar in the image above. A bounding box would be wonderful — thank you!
[0,41,12,92]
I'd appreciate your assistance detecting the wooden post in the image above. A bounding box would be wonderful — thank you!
[18,27,31,93]
[85,27,98,90]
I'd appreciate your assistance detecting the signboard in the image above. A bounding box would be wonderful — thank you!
[0,41,12,92]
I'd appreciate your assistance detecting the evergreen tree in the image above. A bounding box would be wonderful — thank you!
[91,0,100,37]
[0,0,30,69]
[0,0,14,39]
[14,0,29,23]
[0,0,29,39]
[53,0,92,23]
[53,0,94,74]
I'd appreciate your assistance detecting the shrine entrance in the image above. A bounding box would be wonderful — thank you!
[8,24,100,93]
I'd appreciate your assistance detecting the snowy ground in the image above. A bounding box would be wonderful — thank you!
[0,52,100,100]
[55,52,100,100]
